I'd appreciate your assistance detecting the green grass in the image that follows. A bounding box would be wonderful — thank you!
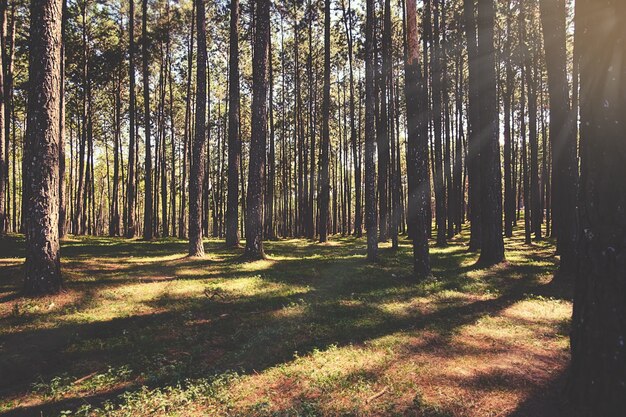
[0,227,572,416]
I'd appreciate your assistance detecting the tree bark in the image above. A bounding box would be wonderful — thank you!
[142,0,153,240]
[244,0,269,259]
[539,0,577,275]
[462,0,481,252]
[319,0,331,243]
[189,0,207,257]
[569,2,626,415]
[404,0,430,278]
[475,0,504,266]
[0,0,5,234]
[365,0,377,260]
[226,0,241,247]
[126,0,137,238]
[24,0,63,295]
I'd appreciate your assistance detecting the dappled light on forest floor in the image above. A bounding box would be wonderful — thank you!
[0,227,572,416]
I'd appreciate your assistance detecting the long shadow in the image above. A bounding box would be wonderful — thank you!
[506,368,573,417]
[0,231,570,416]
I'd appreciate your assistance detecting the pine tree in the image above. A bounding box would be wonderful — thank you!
[244,0,270,259]
[189,0,207,257]
[23,0,64,295]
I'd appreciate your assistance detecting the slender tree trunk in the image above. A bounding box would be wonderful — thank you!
[226,0,241,247]
[463,0,481,252]
[365,0,377,260]
[142,0,153,240]
[189,0,207,257]
[23,0,63,295]
[502,0,513,238]
[5,1,15,233]
[56,0,67,239]
[525,20,541,241]
[570,2,626,415]
[126,0,137,238]
[319,0,331,243]
[0,0,6,235]
[111,70,121,236]
[430,0,446,246]
[307,0,316,239]
[265,33,276,240]
[340,0,360,238]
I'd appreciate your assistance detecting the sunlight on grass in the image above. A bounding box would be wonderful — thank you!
[0,227,572,416]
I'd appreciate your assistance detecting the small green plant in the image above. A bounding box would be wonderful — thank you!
[31,374,73,399]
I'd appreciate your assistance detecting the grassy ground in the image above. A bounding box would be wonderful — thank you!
[0,227,573,417]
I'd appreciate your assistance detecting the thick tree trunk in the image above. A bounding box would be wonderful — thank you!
[244,0,269,259]
[23,0,63,295]
[539,0,577,275]
[226,0,240,247]
[404,0,430,278]
[569,2,626,415]
[475,0,504,266]
[189,0,207,257]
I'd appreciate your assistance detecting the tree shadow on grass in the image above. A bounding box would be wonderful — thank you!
[0,231,571,416]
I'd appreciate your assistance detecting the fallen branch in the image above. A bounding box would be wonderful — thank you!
[73,371,98,385]
[366,386,388,404]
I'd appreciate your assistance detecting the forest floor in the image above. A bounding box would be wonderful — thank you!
[0,227,574,417]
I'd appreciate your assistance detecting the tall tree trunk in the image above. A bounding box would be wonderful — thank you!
[570,2,626,415]
[179,0,194,238]
[319,0,331,243]
[502,0,514,238]
[307,0,316,239]
[364,0,377,260]
[23,0,63,295]
[430,0,446,246]
[475,0,504,266]
[265,33,276,240]
[58,0,67,238]
[189,0,207,257]
[5,1,15,233]
[126,0,137,238]
[0,0,5,234]
[244,0,269,259]
[341,0,360,238]
[463,0,481,252]
[111,63,121,236]
[404,0,430,278]
[142,0,153,240]
[226,0,240,247]
[384,0,397,248]
[539,0,577,275]
[527,47,541,240]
